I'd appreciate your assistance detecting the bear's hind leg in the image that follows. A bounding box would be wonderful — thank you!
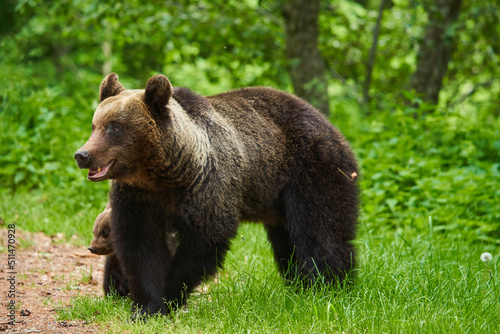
[282,188,356,285]
[265,224,302,283]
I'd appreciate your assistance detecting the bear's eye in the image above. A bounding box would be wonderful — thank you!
[101,229,109,238]
[107,123,121,135]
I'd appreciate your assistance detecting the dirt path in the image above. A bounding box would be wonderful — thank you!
[1,228,106,333]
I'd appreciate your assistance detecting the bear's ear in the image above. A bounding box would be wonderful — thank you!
[100,73,125,102]
[143,74,173,115]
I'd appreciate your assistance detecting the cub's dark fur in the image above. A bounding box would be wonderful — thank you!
[75,73,359,318]
[88,207,130,297]
[88,206,176,298]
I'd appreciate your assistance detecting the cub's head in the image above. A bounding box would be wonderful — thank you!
[74,73,173,183]
[88,209,113,255]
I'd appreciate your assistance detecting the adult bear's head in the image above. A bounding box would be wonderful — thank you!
[74,73,172,186]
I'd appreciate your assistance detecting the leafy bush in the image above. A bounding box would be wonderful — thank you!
[0,58,92,190]
[342,96,500,243]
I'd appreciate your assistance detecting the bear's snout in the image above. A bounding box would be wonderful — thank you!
[74,150,91,168]
[88,246,96,254]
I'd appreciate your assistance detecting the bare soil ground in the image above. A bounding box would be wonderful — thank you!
[1,229,106,333]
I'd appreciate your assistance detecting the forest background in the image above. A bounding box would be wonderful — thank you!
[0,0,499,333]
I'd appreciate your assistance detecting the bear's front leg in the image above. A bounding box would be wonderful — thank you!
[163,221,236,311]
[103,254,129,297]
[117,221,170,319]
[110,189,171,319]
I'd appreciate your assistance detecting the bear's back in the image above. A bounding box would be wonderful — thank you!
[173,85,356,190]
[207,87,350,162]
[174,86,333,141]
[208,87,323,129]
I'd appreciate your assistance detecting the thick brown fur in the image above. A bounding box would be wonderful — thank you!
[88,206,129,297]
[88,206,176,297]
[75,73,359,319]
[88,208,113,256]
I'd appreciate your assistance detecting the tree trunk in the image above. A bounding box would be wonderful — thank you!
[102,41,112,75]
[410,0,463,105]
[363,0,388,104]
[282,0,330,117]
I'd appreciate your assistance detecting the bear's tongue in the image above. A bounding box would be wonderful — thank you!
[89,166,109,178]
[88,161,113,179]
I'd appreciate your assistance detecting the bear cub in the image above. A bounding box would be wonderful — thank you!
[75,73,359,319]
[89,206,177,298]
[88,207,129,297]
[88,207,113,256]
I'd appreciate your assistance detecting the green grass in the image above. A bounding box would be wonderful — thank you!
[53,223,499,333]
[0,184,108,246]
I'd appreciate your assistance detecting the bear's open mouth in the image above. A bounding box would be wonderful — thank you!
[88,160,115,182]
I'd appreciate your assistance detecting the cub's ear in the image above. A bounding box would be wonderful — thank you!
[144,74,173,115]
[100,73,125,102]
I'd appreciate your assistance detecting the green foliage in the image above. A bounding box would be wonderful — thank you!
[320,0,500,108]
[319,0,429,101]
[8,0,288,91]
[1,72,86,190]
[348,94,500,243]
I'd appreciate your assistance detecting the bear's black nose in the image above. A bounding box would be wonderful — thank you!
[88,247,96,254]
[74,150,91,168]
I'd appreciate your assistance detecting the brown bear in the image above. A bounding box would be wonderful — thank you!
[88,206,129,297]
[75,73,359,319]
[89,205,177,298]
[88,207,113,256]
